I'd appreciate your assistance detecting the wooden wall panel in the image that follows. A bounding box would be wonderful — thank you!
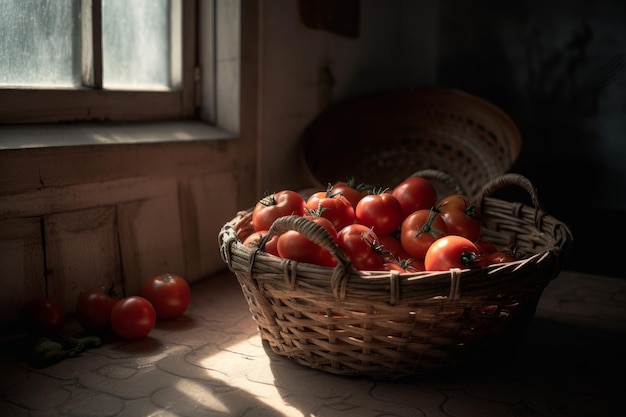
[117,179,185,296]
[179,172,238,282]
[0,176,181,217]
[0,217,45,325]
[44,207,122,314]
[0,176,190,320]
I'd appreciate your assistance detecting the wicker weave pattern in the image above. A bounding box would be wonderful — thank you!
[219,175,573,378]
[299,88,522,198]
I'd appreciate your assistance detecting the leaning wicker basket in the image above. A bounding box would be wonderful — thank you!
[299,88,522,198]
[218,173,573,378]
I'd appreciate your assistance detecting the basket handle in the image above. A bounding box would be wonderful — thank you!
[260,215,354,299]
[472,173,552,237]
[474,173,574,267]
[473,173,542,213]
[261,215,351,266]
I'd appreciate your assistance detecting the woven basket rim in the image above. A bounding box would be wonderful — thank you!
[219,201,572,304]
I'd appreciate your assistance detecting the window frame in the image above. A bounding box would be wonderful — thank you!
[0,0,198,124]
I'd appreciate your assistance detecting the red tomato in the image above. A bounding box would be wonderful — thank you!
[400,209,449,259]
[392,176,438,219]
[331,179,369,209]
[252,190,306,232]
[302,214,340,241]
[20,297,65,336]
[437,194,482,242]
[355,191,404,236]
[424,235,480,271]
[242,230,279,256]
[377,234,412,263]
[75,287,118,333]
[410,258,426,272]
[337,223,384,271]
[306,187,355,231]
[276,216,338,267]
[140,273,191,320]
[487,250,516,264]
[382,257,424,273]
[377,234,425,272]
[439,207,482,242]
[437,194,473,212]
[476,249,517,267]
[474,238,497,256]
[110,296,156,339]
[382,262,406,272]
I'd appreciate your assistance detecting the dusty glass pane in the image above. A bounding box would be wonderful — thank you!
[102,0,171,90]
[0,0,81,87]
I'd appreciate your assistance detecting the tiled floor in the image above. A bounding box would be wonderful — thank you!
[1,269,625,417]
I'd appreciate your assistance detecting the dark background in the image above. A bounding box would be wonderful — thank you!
[438,0,625,277]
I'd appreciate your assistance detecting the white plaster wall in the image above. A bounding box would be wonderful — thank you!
[257,0,439,194]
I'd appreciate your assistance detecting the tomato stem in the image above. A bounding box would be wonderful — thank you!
[370,186,391,195]
[306,203,328,217]
[461,250,478,266]
[464,203,478,218]
[413,208,447,239]
[324,183,348,200]
[359,227,379,247]
[258,193,277,207]
[103,282,118,297]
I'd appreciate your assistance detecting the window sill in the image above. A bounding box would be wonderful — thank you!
[0,120,237,150]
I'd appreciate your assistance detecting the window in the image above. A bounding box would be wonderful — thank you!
[0,0,198,124]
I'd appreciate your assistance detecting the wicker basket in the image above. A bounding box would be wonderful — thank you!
[299,88,522,198]
[218,173,573,378]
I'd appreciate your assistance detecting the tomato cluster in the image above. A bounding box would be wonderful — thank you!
[248,176,519,273]
[19,272,192,341]
[75,273,192,339]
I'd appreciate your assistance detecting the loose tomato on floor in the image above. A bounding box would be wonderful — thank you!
[276,215,339,267]
[76,287,118,334]
[424,235,481,271]
[400,208,449,259]
[110,296,156,339]
[392,176,438,219]
[252,190,306,232]
[306,185,355,231]
[140,273,191,320]
[337,223,384,271]
[355,190,404,236]
[20,297,65,336]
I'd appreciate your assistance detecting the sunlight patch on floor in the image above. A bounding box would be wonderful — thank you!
[197,334,306,416]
